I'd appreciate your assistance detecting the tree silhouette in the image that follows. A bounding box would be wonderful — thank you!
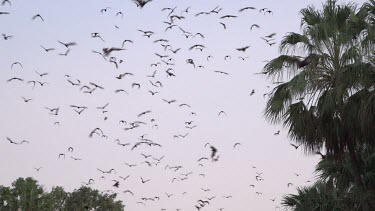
[0,177,125,211]
[263,1,375,209]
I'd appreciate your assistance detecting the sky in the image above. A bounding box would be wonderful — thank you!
[0,0,367,210]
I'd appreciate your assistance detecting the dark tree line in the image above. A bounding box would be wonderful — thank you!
[0,177,124,211]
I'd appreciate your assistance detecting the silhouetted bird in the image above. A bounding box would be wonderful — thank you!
[239,7,256,12]
[290,143,301,149]
[58,40,77,48]
[132,0,153,8]
[32,14,44,21]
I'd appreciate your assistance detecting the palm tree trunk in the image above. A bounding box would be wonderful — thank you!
[347,143,370,211]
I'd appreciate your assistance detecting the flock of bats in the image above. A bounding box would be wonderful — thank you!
[1,0,320,210]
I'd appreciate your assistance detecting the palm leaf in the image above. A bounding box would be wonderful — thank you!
[262,55,301,80]
[280,32,314,54]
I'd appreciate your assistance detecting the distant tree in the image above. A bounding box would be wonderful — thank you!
[0,186,15,210]
[0,178,125,211]
[63,186,124,211]
[0,177,51,211]
[50,186,68,211]
[39,186,68,211]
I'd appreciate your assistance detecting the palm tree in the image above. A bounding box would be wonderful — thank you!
[315,145,375,208]
[283,145,375,210]
[262,0,375,210]
[282,181,348,211]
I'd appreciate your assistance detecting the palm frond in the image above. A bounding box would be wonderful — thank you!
[280,32,315,54]
[264,83,292,124]
[262,55,301,80]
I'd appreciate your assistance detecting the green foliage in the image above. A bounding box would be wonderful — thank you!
[282,181,348,211]
[283,145,375,211]
[0,177,125,211]
[65,186,124,211]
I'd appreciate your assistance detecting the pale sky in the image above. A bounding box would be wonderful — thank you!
[0,0,366,210]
